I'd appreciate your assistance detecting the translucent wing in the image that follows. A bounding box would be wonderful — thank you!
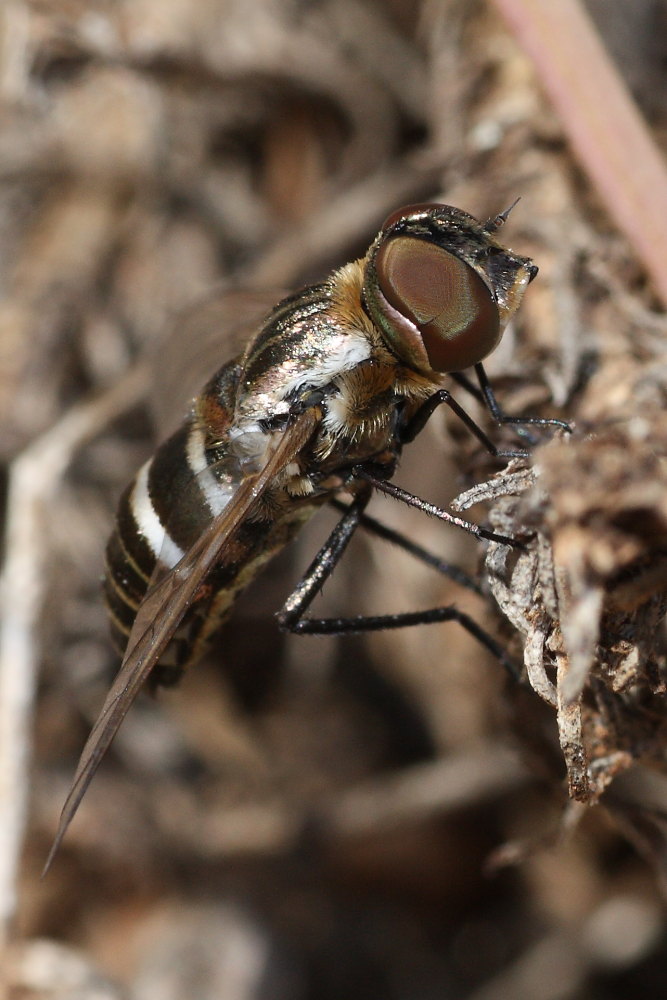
[149,290,284,438]
[44,406,320,873]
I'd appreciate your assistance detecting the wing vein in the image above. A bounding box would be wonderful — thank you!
[44,407,320,873]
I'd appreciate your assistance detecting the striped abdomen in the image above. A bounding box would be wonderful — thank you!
[103,357,315,685]
[101,273,388,684]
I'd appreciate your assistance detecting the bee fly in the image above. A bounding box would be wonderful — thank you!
[46,202,566,869]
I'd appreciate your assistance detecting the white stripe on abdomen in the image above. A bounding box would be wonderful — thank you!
[131,461,185,567]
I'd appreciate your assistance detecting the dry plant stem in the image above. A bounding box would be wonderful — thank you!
[465,906,660,1000]
[158,744,528,859]
[246,158,443,287]
[0,3,30,100]
[328,742,527,837]
[556,655,588,802]
[0,366,148,966]
[491,0,667,309]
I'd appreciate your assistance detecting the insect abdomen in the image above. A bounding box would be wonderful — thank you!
[104,422,210,680]
[104,359,246,682]
[102,351,323,684]
[104,443,316,685]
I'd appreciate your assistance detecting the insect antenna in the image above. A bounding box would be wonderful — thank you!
[483,197,521,233]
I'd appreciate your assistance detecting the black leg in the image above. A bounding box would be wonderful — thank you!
[403,366,570,454]
[277,492,371,632]
[474,362,572,434]
[351,467,520,548]
[328,498,482,595]
[450,370,485,404]
[288,609,518,679]
[399,388,528,459]
[278,497,519,679]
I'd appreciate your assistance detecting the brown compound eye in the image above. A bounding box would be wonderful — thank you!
[374,236,500,373]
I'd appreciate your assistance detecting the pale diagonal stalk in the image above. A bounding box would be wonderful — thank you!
[491,0,667,309]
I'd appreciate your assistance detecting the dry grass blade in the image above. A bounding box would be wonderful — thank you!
[491,0,667,307]
[0,366,147,962]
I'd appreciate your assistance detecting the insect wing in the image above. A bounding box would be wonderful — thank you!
[45,406,321,872]
[150,290,284,438]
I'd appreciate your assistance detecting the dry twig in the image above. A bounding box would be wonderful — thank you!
[0,366,147,970]
[491,0,667,307]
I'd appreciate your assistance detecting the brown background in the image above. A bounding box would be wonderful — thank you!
[3,1,667,996]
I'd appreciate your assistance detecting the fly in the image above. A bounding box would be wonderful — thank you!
[45,201,567,870]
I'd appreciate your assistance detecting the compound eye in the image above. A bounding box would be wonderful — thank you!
[375,236,500,372]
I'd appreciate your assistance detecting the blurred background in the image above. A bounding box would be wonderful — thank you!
[3,0,667,996]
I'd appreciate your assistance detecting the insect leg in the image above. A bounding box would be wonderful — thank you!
[328,498,482,595]
[287,608,518,679]
[279,498,518,679]
[448,370,539,446]
[278,492,371,633]
[398,388,527,459]
[449,370,485,403]
[473,362,572,433]
[351,467,519,547]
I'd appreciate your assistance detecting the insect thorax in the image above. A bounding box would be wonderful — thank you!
[104,270,435,678]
